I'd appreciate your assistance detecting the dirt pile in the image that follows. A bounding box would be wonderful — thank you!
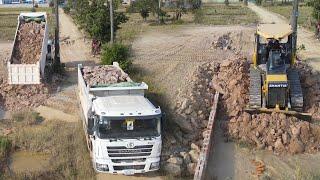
[174,63,217,144]
[228,112,320,154]
[211,32,251,56]
[296,63,320,120]
[212,33,233,51]
[12,21,45,64]
[0,82,51,111]
[207,58,320,154]
[82,65,129,86]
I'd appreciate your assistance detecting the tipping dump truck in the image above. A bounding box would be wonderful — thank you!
[78,62,163,175]
[8,12,52,84]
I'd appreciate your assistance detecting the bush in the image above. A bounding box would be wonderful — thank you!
[101,43,131,71]
[63,6,71,14]
[0,137,11,158]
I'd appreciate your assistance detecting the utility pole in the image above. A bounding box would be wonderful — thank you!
[54,0,60,70]
[292,0,299,56]
[158,0,161,24]
[109,0,114,44]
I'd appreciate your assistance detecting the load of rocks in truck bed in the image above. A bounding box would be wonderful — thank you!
[12,21,45,64]
[82,65,130,86]
[208,57,320,154]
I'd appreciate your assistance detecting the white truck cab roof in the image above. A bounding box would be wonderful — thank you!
[93,95,161,117]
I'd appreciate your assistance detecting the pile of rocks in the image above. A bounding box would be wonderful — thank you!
[0,82,51,111]
[228,112,320,154]
[82,65,130,86]
[164,143,201,177]
[174,63,217,144]
[207,57,320,154]
[212,33,233,51]
[296,63,320,120]
[12,21,45,64]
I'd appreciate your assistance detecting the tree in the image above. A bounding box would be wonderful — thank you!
[311,0,320,20]
[225,0,229,6]
[74,0,128,42]
[131,0,151,21]
[174,0,187,20]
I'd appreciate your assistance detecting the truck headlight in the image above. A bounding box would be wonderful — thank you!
[150,162,160,170]
[96,163,109,171]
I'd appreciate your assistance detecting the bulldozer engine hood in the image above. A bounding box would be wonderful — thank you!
[266,74,287,82]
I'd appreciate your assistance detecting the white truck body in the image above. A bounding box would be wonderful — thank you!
[78,62,162,175]
[8,12,48,84]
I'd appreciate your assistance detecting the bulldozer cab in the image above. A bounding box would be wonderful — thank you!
[267,50,286,74]
[253,24,294,67]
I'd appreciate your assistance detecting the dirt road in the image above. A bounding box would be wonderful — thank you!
[35,9,94,123]
[248,3,320,70]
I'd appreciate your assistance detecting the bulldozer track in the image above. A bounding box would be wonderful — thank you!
[249,67,262,108]
[288,69,304,111]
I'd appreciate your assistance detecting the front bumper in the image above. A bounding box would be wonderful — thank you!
[94,157,160,175]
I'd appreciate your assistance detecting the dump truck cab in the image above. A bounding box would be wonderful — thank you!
[78,63,163,175]
[249,24,304,112]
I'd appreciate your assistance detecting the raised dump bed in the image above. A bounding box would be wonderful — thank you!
[7,12,49,84]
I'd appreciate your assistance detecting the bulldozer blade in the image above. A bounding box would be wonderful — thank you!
[245,107,312,121]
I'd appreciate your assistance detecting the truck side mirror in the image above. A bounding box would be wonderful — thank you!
[87,117,94,136]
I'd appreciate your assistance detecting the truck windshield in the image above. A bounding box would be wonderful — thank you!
[97,117,161,139]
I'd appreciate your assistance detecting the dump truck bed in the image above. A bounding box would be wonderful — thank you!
[7,12,48,84]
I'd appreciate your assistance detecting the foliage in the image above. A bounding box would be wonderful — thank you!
[174,0,187,20]
[74,0,128,42]
[309,0,320,20]
[0,137,11,158]
[63,6,71,14]
[130,0,151,21]
[188,0,202,10]
[101,43,131,71]
[256,0,263,5]
[6,121,95,179]
[225,0,229,6]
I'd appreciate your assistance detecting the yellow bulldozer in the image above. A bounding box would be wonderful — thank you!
[247,24,308,117]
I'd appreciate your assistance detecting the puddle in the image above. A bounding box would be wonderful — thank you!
[9,151,50,173]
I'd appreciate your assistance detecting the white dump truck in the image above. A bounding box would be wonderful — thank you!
[8,12,52,84]
[78,62,163,175]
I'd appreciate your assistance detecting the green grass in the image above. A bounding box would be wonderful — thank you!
[194,3,259,25]
[265,5,315,31]
[0,7,55,41]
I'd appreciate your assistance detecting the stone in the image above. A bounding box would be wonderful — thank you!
[164,163,181,177]
[180,151,191,164]
[189,150,199,163]
[175,117,193,133]
[187,163,197,175]
[288,139,305,154]
[291,126,301,138]
[191,143,201,152]
[274,138,285,151]
[282,132,289,145]
[167,157,183,165]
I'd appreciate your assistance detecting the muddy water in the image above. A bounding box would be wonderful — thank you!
[9,151,50,173]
